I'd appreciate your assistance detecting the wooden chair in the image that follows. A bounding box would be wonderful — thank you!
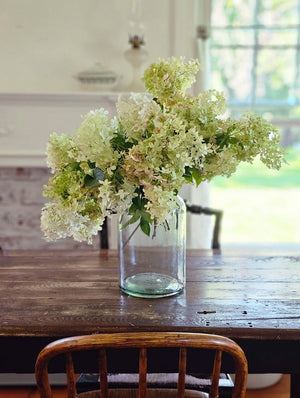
[100,203,223,251]
[185,203,223,251]
[35,332,248,398]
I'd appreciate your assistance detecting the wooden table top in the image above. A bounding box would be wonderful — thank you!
[1,249,299,341]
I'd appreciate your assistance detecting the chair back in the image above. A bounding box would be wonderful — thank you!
[35,332,247,398]
[185,203,223,250]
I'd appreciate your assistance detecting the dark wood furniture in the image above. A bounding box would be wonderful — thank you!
[185,203,223,250]
[35,332,248,398]
[99,205,223,250]
[0,250,299,397]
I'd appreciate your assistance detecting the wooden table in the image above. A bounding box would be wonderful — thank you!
[0,250,300,396]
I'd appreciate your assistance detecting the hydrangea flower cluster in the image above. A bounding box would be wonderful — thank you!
[41,57,283,243]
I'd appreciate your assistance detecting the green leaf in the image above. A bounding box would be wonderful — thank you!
[83,174,99,188]
[122,213,141,229]
[111,131,134,151]
[65,162,81,171]
[184,174,193,183]
[141,198,148,207]
[216,133,228,149]
[229,137,238,145]
[183,167,193,183]
[132,195,142,210]
[191,167,203,186]
[93,168,105,181]
[83,167,105,188]
[87,161,96,168]
[140,218,151,236]
[128,202,138,215]
[227,124,236,134]
[129,213,141,224]
[140,210,152,224]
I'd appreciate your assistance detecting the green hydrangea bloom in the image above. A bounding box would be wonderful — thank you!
[41,56,284,243]
[142,57,200,105]
[73,109,118,169]
[46,133,74,172]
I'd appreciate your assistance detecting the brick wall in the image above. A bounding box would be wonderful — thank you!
[0,168,212,251]
[0,167,100,250]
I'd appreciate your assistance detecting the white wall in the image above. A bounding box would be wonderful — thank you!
[0,1,213,251]
[0,0,197,93]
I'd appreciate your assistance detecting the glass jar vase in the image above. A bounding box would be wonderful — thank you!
[119,196,186,298]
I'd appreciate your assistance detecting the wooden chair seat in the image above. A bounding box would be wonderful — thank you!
[75,372,233,395]
[78,388,208,398]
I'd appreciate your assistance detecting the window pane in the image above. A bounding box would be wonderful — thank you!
[258,28,298,46]
[255,49,297,104]
[211,0,255,26]
[211,49,253,102]
[211,28,255,46]
[257,0,299,26]
[279,124,300,147]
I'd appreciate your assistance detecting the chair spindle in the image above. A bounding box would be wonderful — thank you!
[139,348,147,398]
[65,352,77,398]
[35,332,248,398]
[209,349,222,398]
[177,347,187,398]
[99,348,108,398]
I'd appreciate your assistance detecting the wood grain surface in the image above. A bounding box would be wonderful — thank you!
[0,250,299,340]
[0,250,299,397]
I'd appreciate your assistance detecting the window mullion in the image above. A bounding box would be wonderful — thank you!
[294,0,300,102]
[251,0,260,109]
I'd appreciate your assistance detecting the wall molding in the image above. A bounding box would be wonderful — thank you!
[0,92,119,167]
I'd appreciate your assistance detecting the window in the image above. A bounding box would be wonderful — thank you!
[210,0,300,117]
[207,0,300,248]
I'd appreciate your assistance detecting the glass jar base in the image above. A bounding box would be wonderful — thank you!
[120,272,184,298]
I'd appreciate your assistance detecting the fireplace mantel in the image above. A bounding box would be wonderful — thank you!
[0,92,119,167]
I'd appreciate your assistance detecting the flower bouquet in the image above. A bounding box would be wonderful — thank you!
[41,57,283,244]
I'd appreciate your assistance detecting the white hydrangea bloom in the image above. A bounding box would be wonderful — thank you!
[74,109,117,168]
[46,133,74,172]
[117,93,162,141]
[144,186,177,223]
[41,202,103,244]
[41,57,283,243]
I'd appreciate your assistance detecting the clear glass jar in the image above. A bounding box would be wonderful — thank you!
[119,196,186,298]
